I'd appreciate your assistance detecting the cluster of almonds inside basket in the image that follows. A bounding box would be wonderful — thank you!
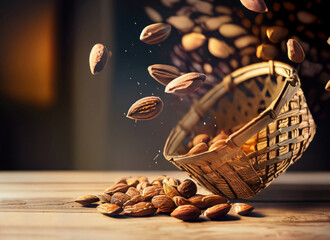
[186,124,257,156]
[75,175,254,221]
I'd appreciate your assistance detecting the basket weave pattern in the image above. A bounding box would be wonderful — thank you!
[164,61,316,199]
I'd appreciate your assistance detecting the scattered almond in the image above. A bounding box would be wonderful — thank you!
[170,205,201,221]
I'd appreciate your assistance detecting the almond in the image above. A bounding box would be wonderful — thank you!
[202,195,228,207]
[165,72,206,95]
[209,130,229,146]
[186,142,208,155]
[140,23,171,45]
[266,26,289,43]
[89,43,109,75]
[173,196,191,206]
[204,16,232,31]
[137,181,152,191]
[208,38,234,58]
[148,64,181,86]
[104,183,129,195]
[170,205,201,221]
[232,203,254,215]
[163,182,181,199]
[287,39,305,63]
[97,203,123,216]
[219,24,247,38]
[126,96,164,121]
[177,179,197,198]
[111,192,131,207]
[189,194,207,209]
[182,32,206,51]
[75,195,99,206]
[126,187,141,198]
[144,6,163,23]
[152,195,176,213]
[204,203,231,220]
[192,134,210,146]
[256,44,278,60]
[167,16,194,32]
[240,0,268,13]
[124,202,156,217]
[123,195,145,207]
[126,178,139,187]
[114,177,127,185]
[142,186,163,200]
[209,139,226,151]
[234,35,259,49]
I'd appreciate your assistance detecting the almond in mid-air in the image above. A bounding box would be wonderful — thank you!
[89,43,110,75]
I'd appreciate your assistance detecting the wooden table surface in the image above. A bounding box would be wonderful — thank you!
[0,171,329,240]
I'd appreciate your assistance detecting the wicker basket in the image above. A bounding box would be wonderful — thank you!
[163,61,316,199]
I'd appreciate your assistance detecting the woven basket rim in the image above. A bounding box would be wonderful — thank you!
[163,61,302,162]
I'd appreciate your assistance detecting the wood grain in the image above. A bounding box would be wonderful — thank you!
[0,171,329,240]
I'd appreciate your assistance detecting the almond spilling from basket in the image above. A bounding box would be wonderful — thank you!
[140,23,172,45]
[75,175,255,221]
[126,96,164,120]
[165,72,206,95]
[148,64,181,86]
[89,43,110,75]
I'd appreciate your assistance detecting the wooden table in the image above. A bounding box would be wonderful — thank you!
[0,171,329,240]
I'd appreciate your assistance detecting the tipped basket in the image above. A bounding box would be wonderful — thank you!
[164,61,316,199]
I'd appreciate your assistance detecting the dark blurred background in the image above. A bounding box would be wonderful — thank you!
[0,0,328,171]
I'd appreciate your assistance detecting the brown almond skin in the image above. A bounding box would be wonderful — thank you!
[165,72,206,95]
[232,203,254,216]
[152,195,176,213]
[240,0,268,13]
[287,39,305,63]
[127,96,164,121]
[189,195,207,209]
[104,183,129,195]
[163,182,181,199]
[209,130,229,146]
[202,195,228,207]
[97,203,122,216]
[111,192,131,207]
[89,43,109,75]
[186,142,208,156]
[140,23,171,45]
[266,26,289,43]
[204,203,231,220]
[137,181,152,191]
[123,195,145,207]
[75,195,100,206]
[123,202,156,217]
[126,178,139,187]
[142,186,163,201]
[177,179,197,198]
[171,205,201,221]
[148,64,181,86]
[209,140,226,151]
[173,196,191,207]
[114,177,127,185]
[126,187,140,198]
[192,134,210,146]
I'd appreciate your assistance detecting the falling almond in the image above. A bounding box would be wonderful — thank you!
[287,39,305,63]
[219,24,247,38]
[266,26,289,43]
[126,96,164,120]
[256,44,278,60]
[89,43,110,75]
[208,38,234,58]
[165,72,206,95]
[240,0,268,13]
[182,32,206,51]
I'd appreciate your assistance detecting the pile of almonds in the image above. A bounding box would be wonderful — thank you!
[75,175,254,221]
